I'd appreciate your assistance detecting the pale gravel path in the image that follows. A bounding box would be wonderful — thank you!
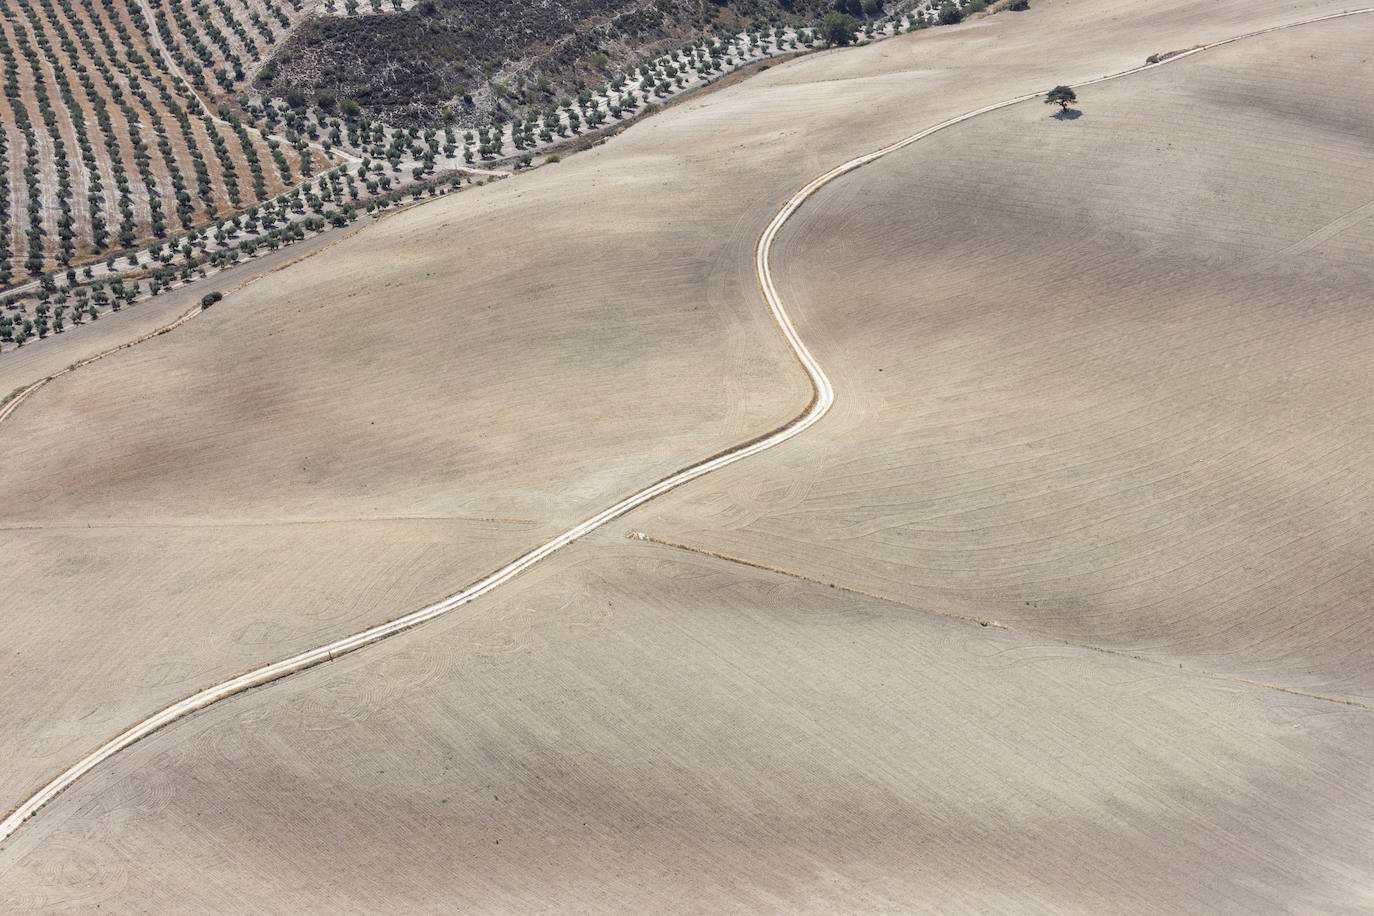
[3,3,1372,847]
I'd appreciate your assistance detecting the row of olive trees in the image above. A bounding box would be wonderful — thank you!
[0,166,479,354]
[322,0,409,15]
[153,0,306,95]
[0,0,323,279]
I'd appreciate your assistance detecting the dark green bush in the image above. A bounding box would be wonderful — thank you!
[820,11,859,45]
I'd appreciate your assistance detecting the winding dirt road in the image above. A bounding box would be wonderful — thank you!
[2,5,1371,848]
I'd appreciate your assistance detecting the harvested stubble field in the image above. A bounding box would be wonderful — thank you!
[2,0,1373,910]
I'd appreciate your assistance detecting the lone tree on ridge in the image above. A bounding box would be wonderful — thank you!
[1045,85,1077,111]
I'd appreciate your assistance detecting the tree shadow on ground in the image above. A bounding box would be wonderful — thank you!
[1052,108,1083,120]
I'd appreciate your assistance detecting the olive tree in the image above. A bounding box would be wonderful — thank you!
[1045,85,1077,111]
[820,12,859,46]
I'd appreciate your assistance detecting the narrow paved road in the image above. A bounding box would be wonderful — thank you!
[2,5,1370,848]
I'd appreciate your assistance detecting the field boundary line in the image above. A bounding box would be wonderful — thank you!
[4,5,1372,847]
[625,531,1372,710]
[626,530,1009,628]
[1276,196,1374,257]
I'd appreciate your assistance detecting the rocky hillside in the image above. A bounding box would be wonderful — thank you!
[260,0,837,126]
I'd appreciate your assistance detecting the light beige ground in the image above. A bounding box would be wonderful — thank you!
[2,0,1372,910]
[0,221,370,400]
[637,18,1374,702]
[2,533,1371,912]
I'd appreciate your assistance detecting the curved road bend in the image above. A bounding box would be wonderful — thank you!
[3,4,1372,848]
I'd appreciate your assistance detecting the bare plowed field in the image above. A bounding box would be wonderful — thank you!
[2,0,1371,908]
[2,534,1371,911]
[638,18,1374,702]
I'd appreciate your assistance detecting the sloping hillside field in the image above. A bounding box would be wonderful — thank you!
[642,18,1374,701]
[2,0,1373,910]
[5,532,1374,911]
